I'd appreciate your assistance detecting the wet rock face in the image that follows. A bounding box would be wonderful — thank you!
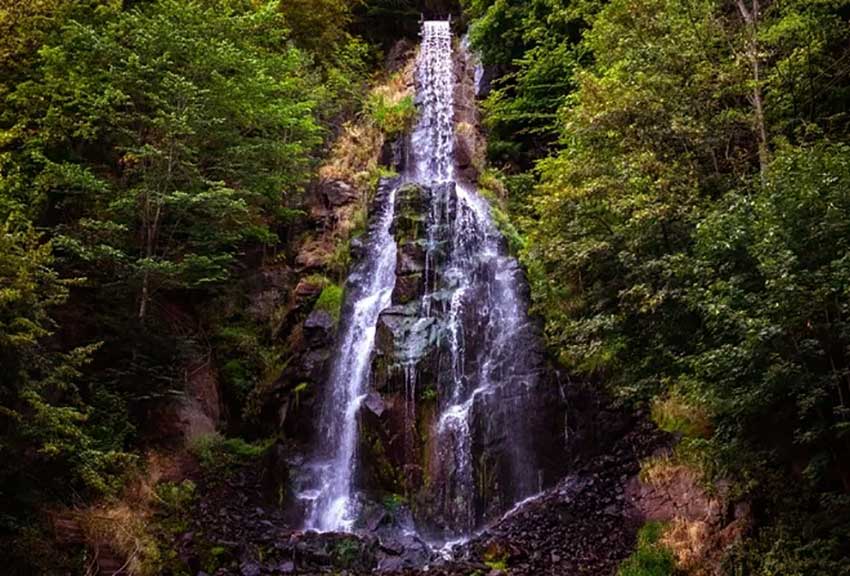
[354,179,565,536]
[361,185,441,497]
[381,136,408,173]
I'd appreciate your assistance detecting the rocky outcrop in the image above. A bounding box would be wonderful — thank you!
[453,39,486,183]
[625,461,751,575]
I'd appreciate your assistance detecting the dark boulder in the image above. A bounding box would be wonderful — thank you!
[322,179,359,207]
[304,310,336,347]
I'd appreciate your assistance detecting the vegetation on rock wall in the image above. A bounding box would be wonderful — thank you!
[618,522,677,576]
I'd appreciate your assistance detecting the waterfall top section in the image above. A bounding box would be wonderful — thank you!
[413,21,455,185]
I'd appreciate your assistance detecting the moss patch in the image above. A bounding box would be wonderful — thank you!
[618,522,677,576]
[483,542,510,571]
[313,283,344,321]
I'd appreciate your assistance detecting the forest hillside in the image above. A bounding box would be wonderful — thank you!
[1,1,849,575]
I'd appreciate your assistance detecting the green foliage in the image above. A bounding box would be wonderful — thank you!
[686,144,850,483]
[188,433,273,473]
[465,0,599,167]
[478,170,526,255]
[329,238,354,280]
[352,0,450,46]
[482,542,510,571]
[651,392,712,440]
[2,0,326,318]
[215,322,264,404]
[0,1,373,573]
[154,480,196,536]
[465,0,850,571]
[722,488,850,576]
[0,218,129,508]
[155,480,197,514]
[367,92,416,137]
[382,493,407,512]
[519,0,850,479]
[491,204,525,255]
[618,522,677,576]
[332,538,361,568]
[314,283,344,322]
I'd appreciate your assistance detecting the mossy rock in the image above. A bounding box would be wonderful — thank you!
[312,283,343,322]
[396,183,427,209]
[357,415,405,494]
[393,273,423,305]
[393,213,426,242]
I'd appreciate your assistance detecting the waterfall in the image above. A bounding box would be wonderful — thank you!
[413,21,455,184]
[302,19,543,538]
[415,22,540,536]
[303,182,399,532]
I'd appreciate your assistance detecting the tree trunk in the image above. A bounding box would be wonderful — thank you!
[138,135,174,322]
[736,0,769,176]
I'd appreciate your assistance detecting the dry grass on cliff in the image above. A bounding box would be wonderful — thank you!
[662,518,711,574]
[637,451,749,576]
[74,502,159,576]
[53,452,188,576]
[639,454,696,487]
[319,121,384,185]
[319,58,414,191]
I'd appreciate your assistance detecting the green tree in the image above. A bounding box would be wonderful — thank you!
[469,0,850,570]
[0,218,124,522]
[465,0,601,167]
[2,0,324,320]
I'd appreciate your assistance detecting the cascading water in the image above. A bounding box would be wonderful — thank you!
[302,183,399,532]
[413,21,541,536]
[302,19,546,539]
[413,21,455,184]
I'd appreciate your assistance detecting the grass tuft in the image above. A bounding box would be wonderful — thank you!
[651,392,712,439]
[188,433,273,472]
[618,522,677,576]
[313,283,344,321]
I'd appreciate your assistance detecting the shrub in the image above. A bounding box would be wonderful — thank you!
[367,92,416,137]
[188,433,273,472]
